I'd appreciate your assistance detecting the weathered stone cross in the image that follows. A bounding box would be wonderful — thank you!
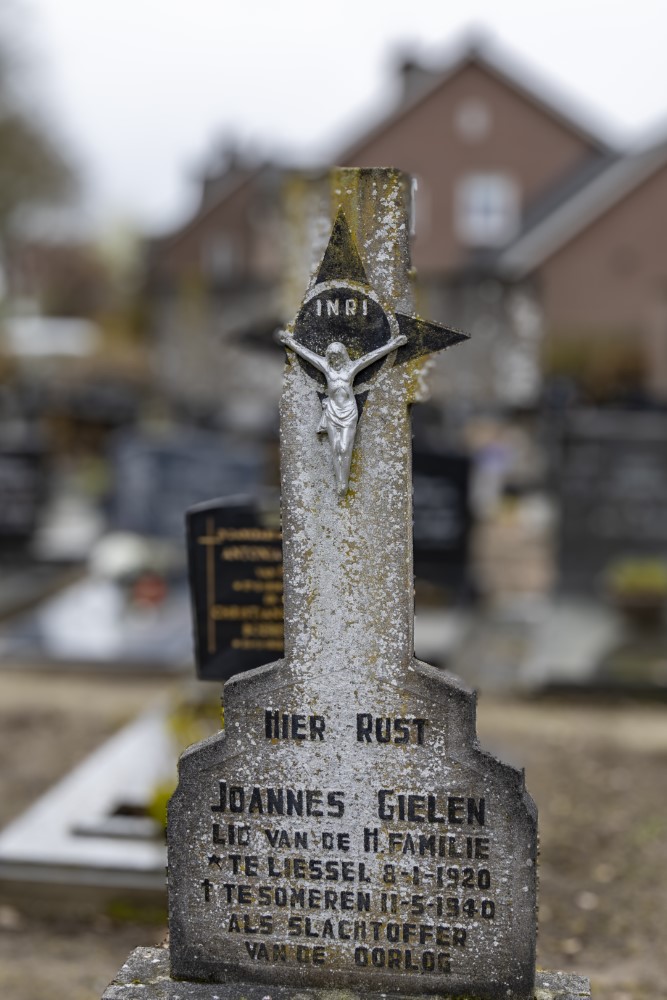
[166,169,540,1000]
[278,204,465,495]
[277,173,466,677]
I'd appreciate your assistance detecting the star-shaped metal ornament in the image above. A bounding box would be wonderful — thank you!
[289,208,467,372]
[278,208,468,495]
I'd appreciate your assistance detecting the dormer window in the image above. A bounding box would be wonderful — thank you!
[455,173,520,248]
[455,98,491,142]
[202,234,237,281]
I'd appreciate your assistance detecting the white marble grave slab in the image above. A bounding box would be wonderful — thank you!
[0,708,172,892]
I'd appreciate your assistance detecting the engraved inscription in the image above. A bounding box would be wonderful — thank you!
[357,715,427,744]
[186,710,516,986]
[265,710,326,741]
[202,526,283,653]
[315,297,369,318]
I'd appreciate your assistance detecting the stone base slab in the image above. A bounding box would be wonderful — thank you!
[102,947,591,999]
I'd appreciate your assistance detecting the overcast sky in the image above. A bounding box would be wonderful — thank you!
[18,0,667,234]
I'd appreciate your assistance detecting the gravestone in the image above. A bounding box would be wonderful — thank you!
[0,435,47,552]
[557,409,667,590]
[187,495,283,680]
[103,169,589,1000]
[111,430,263,539]
[413,448,472,596]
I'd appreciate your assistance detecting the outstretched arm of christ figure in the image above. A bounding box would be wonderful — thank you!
[349,333,407,377]
[278,330,328,375]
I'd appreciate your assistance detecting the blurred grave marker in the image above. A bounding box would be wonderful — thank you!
[558,409,667,591]
[0,436,47,552]
[111,429,263,539]
[413,447,472,595]
[186,495,283,681]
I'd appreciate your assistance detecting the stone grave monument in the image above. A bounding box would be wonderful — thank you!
[111,429,263,540]
[412,446,472,597]
[557,408,667,592]
[103,169,590,999]
[187,494,284,680]
[0,432,48,554]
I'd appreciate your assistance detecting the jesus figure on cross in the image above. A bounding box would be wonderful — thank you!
[278,331,407,495]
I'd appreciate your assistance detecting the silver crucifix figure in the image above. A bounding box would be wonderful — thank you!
[278,331,406,494]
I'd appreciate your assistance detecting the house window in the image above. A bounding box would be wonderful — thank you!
[455,98,491,142]
[202,234,237,281]
[455,173,520,247]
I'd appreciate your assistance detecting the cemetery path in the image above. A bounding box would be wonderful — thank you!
[0,672,664,1000]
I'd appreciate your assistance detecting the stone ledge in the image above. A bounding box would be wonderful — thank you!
[102,947,591,1000]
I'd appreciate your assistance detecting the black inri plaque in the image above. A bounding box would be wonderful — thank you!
[186,496,283,681]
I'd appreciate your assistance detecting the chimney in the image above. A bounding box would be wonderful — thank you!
[399,57,435,102]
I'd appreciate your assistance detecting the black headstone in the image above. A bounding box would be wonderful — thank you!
[557,409,667,590]
[0,438,47,550]
[186,496,283,681]
[110,430,263,539]
[413,448,472,594]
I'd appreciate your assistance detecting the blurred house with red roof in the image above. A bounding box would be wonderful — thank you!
[147,40,667,425]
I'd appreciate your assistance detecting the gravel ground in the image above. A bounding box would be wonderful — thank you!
[0,670,665,1000]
